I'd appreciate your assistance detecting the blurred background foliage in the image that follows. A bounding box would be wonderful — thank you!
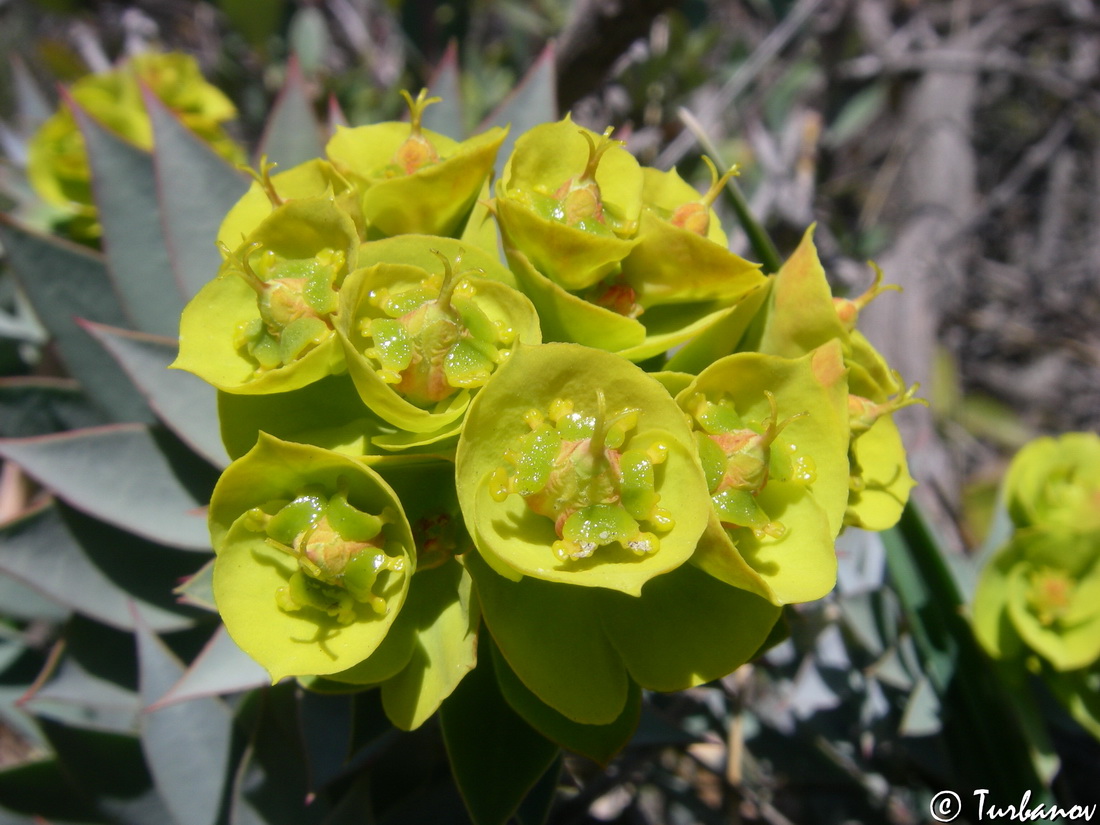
[0,0,1098,823]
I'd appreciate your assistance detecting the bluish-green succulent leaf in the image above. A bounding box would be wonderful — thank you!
[0,424,214,551]
[0,501,199,632]
[479,43,558,178]
[38,717,176,825]
[0,217,152,423]
[256,59,325,170]
[70,99,183,336]
[423,43,465,140]
[134,612,232,825]
[0,376,108,438]
[147,625,269,708]
[144,87,251,301]
[82,321,228,468]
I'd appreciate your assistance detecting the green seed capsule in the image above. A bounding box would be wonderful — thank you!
[491,389,673,562]
[687,390,809,540]
[244,479,405,626]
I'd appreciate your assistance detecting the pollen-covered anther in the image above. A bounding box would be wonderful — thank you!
[552,538,597,562]
[626,533,659,556]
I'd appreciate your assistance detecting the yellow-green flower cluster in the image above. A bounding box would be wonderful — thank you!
[28,51,243,239]
[971,432,1100,741]
[973,433,1100,672]
[174,95,919,745]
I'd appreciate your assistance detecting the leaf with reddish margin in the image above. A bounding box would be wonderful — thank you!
[133,608,233,825]
[81,321,228,468]
[0,500,201,631]
[148,624,269,709]
[0,215,152,423]
[257,56,325,170]
[0,424,215,551]
[70,95,183,336]
[144,86,250,301]
[422,40,465,140]
[479,42,558,178]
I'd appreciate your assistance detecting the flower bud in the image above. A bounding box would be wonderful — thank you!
[326,90,506,238]
[1003,432,1100,532]
[494,115,642,294]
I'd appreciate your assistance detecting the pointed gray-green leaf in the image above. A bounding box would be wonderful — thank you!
[144,87,251,301]
[257,58,325,170]
[25,652,141,734]
[441,639,560,825]
[82,322,228,468]
[423,41,465,140]
[0,501,201,631]
[0,569,69,622]
[70,98,183,336]
[150,625,269,709]
[134,610,232,825]
[289,7,331,76]
[899,674,942,737]
[0,376,108,438]
[0,216,152,423]
[175,558,217,612]
[480,42,557,177]
[0,424,214,551]
[11,56,53,132]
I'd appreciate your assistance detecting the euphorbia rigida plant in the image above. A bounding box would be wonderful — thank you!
[0,46,921,824]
